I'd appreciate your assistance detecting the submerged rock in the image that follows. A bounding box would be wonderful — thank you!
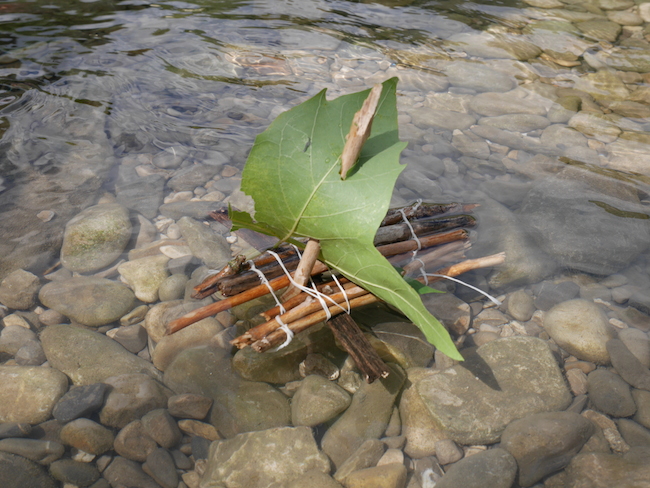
[415,337,572,444]
[201,426,330,488]
[435,448,517,488]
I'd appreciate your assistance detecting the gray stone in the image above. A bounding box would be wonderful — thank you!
[99,373,172,428]
[110,323,148,353]
[285,470,343,488]
[39,277,135,327]
[478,114,550,133]
[334,439,386,483]
[167,164,220,191]
[533,280,580,311]
[167,393,213,420]
[0,423,31,439]
[501,412,595,486]
[177,216,231,269]
[152,317,222,371]
[0,325,36,356]
[201,426,330,488]
[291,375,351,427]
[59,418,114,455]
[565,452,650,487]
[573,69,630,102]
[321,364,405,469]
[163,345,291,438]
[103,456,162,488]
[0,269,40,310]
[41,324,161,385]
[568,112,621,143]
[445,62,516,93]
[619,328,650,368]
[607,339,650,391]
[117,255,170,303]
[343,463,407,488]
[113,420,158,462]
[588,369,637,417]
[435,448,517,488]
[159,200,221,220]
[434,439,463,465]
[469,91,547,117]
[153,149,184,169]
[409,107,476,131]
[158,273,189,301]
[544,300,615,364]
[0,438,64,465]
[507,290,535,322]
[60,203,132,273]
[15,340,47,366]
[618,418,650,447]
[416,337,572,444]
[141,409,182,449]
[421,293,471,336]
[143,448,178,488]
[633,389,650,429]
[0,366,68,424]
[115,166,165,219]
[49,459,100,487]
[0,451,57,488]
[576,20,621,42]
[53,383,108,423]
[371,322,435,369]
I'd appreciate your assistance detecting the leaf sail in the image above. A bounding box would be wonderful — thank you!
[230,78,462,360]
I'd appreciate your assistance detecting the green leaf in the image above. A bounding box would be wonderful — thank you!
[230,78,462,361]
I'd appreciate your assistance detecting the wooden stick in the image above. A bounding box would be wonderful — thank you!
[381,202,477,226]
[327,314,390,383]
[233,281,367,348]
[373,214,475,246]
[281,238,321,301]
[165,260,328,335]
[401,241,470,276]
[341,84,382,180]
[375,228,468,257]
[248,252,507,351]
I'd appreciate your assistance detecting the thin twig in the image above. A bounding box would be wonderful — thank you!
[281,238,321,301]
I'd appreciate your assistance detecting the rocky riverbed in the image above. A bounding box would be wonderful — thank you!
[1,0,650,486]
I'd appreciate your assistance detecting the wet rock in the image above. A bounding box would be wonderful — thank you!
[416,337,572,444]
[59,418,114,455]
[446,31,541,61]
[435,448,517,488]
[321,364,405,469]
[152,317,222,371]
[0,423,31,439]
[501,411,595,486]
[286,470,343,488]
[178,419,219,440]
[0,269,40,310]
[544,299,615,363]
[177,216,231,269]
[291,375,351,427]
[141,409,182,449]
[519,178,650,275]
[619,328,650,368]
[334,439,386,483]
[49,459,100,487]
[109,323,148,353]
[607,339,650,391]
[103,456,162,488]
[157,273,188,302]
[0,438,64,465]
[532,280,580,311]
[343,463,407,488]
[114,420,158,462]
[590,48,650,73]
[568,112,621,143]
[478,114,550,133]
[434,439,463,465]
[469,91,547,117]
[163,345,291,438]
[507,290,535,322]
[41,324,161,385]
[117,255,170,303]
[168,164,220,191]
[576,20,621,42]
[565,452,650,487]
[115,164,165,219]
[15,340,47,366]
[445,62,516,93]
[52,383,108,423]
[0,451,57,488]
[60,203,132,273]
[0,325,37,356]
[574,69,630,102]
[159,200,220,220]
[371,322,435,369]
[421,294,471,336]
[99,373,172,428]
[588,369,636,417]
[167,393,213,420]
[633,389,650,429]
[0,366,67,424]
[409,107,475,131]
[143,448,178,488]
[201,426,330,488]
[39,277,135,327]
[618,418,650,447]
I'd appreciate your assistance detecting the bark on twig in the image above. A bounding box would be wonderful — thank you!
[282,238,321,301]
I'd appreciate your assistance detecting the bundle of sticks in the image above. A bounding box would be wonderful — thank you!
[165,201,505,361]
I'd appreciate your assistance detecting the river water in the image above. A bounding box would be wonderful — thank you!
[1,0,650,487]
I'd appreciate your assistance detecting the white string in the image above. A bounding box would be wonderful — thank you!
[400,199,424,262]
[425,272,502,306]
[247,261,286,315]
[331,273,351,313]
[270,315,294,351]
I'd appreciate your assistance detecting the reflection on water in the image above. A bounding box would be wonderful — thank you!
[1,0,650,486]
